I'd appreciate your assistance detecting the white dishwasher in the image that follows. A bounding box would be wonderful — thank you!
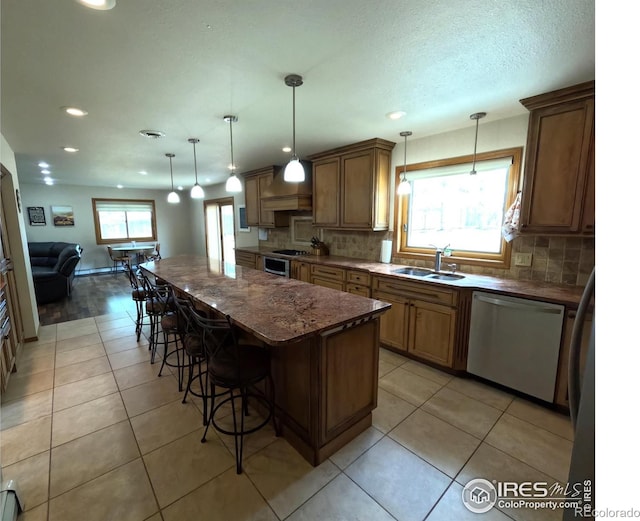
[467,291,564,402]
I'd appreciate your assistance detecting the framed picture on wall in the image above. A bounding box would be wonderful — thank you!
[51,205,75,226]
[27,206,46,226]
[238,205,250,232]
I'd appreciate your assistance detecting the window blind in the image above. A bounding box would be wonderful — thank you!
[404,157,513,181]
[94,200,154,212]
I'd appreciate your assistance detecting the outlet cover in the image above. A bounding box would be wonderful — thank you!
[514,252,532,267]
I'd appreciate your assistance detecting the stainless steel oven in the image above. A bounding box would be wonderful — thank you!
[263,256,290,277]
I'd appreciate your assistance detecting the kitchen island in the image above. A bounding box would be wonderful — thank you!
[140,255,391,465]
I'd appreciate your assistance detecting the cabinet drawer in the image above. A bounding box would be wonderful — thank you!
[346,283,370,297]
[373,277,456,306]
[235,251,257,269]
[346,270,371,286]
[312,277,345,292]
[310,264,345,282]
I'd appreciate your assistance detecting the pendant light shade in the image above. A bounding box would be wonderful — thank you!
[397,131,412,195]
[224,115,242,193]
[165,153,180,204]
[188,138,205,199]
[469,112,486,175]
[284,74,305,183]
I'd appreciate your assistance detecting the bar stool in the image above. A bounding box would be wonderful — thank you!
[140,273,185,390]
[125,263,149,342]
[194,310,279,474]
[171,290,217,425]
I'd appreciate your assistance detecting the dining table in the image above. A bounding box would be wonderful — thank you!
[111,244,155,265]
[140,254,391,466]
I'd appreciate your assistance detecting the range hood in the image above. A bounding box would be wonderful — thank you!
[261,160,312,212]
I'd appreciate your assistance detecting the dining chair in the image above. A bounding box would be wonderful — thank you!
[124,262,149,342]
[107,246,130,274]
[145,242,161,262]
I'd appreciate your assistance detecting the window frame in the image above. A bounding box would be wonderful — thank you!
[92,198,158,245]
[394,147,522,269]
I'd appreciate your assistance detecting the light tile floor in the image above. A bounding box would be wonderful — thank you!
[1,309,574,521]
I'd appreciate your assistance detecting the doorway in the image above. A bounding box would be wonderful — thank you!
[204,197,236,263]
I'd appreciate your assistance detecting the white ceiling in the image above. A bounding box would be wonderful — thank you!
[1,0,595,191]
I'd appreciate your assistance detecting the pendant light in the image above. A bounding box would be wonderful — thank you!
[283,74,305,182]
[224,115,242,193]
[166,153,180,204]
[188,138,205,199]
[469,112,486,175]
[397,131,412,195]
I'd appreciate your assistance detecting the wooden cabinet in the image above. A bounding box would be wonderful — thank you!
[291,260,311,282]
[243,166,288,228]
[235,250,261,270]
[519,81,595,235]
[345,269,371,297]
[555,309,593,408]
[309,139,395,230]
[310,264,345,291]
[372,276,459,368]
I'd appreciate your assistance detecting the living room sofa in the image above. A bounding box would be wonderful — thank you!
[28,242,82,304]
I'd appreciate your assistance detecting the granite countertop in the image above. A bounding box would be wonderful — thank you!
[140,255,390,345]
[237,246,587,308]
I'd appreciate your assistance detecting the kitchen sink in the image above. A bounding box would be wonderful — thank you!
[391,267,433,277]
[427,273,465,280]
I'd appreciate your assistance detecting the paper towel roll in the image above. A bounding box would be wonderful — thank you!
[380,240,392,263]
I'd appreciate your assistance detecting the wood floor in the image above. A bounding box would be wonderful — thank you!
[38,272,135,326]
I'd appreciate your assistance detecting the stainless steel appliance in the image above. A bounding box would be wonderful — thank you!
[466,291,564,402]
[263,250,309,277]
[564,268,594,520]
[263,256,290,277]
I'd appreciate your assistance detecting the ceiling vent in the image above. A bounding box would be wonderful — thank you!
[139,129,165,139]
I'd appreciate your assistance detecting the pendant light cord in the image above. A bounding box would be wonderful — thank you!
[192,141,199,183]
[471,117,479,174]
[403,134,408,180]
[229,118,235,170]
[291,85,297,158]
[169,155,175,190]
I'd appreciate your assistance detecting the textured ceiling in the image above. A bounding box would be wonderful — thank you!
[1,0,595,190]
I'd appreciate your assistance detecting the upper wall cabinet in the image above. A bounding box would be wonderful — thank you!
[243,166,288,228]
[308,138,395,231]
[519,81,595,235]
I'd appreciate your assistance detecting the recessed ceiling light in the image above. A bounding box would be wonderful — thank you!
[139,129,165,139]
[41,169,51,174]
[75,0,116,10]
[177,186,184,191]
[61,106,88,117]
[62,147,79,153]
[282,146,292,153]
[205,178,211,183]
[386,111,407,120]
[138,171,148,176]
[44,177,53,184]
[38,161,49,168]
[117,184,123,189]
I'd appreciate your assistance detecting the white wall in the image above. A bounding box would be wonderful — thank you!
[19,184,198,272]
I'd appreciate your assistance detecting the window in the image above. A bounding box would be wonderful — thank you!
[92,198,157,244]
[396,148,521,268]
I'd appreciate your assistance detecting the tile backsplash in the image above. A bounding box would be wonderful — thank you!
[259,226,594,287]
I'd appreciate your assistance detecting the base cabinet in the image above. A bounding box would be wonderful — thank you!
[554,310,593,408]
[408,300,456,367]
[373,276,459,369]
[235,250,261,270]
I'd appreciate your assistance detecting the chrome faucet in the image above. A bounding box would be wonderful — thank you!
[431,243,450,272]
